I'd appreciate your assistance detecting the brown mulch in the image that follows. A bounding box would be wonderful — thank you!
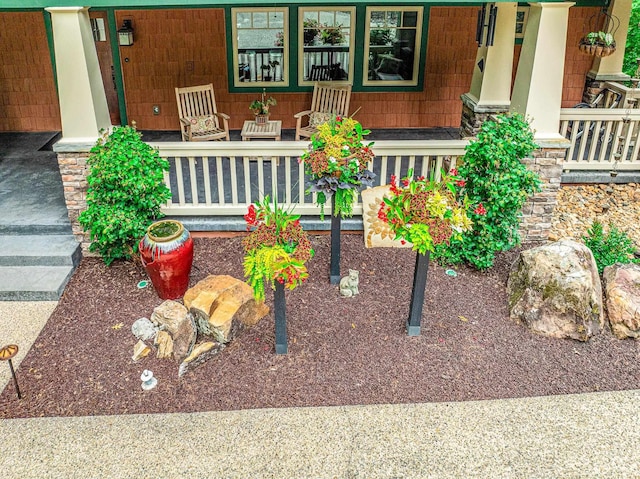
[1,235,639,418]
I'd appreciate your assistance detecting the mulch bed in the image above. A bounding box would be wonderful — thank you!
[1,235,639,418]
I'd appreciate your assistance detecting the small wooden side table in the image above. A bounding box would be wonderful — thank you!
[241,120,282,141]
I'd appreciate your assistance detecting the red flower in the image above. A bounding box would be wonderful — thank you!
[402,178,410,187]
[417,176,425,181]
[474,203,487,215]
[390,175,401,195]
[456,179,466,187]
[400,240,406,245]
[450,168,458,176]
[390,174,397,186]
[244,204,258,229]
[335,116,342,122]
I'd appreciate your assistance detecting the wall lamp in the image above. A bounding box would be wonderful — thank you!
[476,4,497,47]
[118,19,134,46]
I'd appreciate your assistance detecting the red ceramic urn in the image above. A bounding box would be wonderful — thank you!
[139,220,194,300]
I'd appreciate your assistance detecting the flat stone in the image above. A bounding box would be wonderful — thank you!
[155,330,174,359]
[132,340,151,361]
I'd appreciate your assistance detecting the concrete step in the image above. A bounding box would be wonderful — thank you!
[0,235,81,267]
[0,265,76,301]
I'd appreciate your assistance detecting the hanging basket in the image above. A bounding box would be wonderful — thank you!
[579,7,619,58]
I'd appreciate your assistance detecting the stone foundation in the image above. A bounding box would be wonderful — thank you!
[518,143,567,243]
[56,150,91,252]
[459,93,510,138]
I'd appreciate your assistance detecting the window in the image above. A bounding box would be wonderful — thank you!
[231,8,288,87]
[515,7,529,40]
[299,7,355,85]
[364,7,423,86]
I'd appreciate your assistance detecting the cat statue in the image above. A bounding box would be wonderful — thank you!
[339,269,360,297]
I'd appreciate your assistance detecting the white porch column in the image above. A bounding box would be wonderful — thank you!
[467,2,517,108]
[46,7,111,144]
[511,2,574,140]
[589,0,633,80]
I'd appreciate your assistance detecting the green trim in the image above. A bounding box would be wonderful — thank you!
[42,10,58,92]
[2,0,556,9]
[107,8,128,125]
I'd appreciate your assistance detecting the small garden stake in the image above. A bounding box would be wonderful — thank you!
[0,344,21,399]
[330,195,341,284]
[274,281,288,354]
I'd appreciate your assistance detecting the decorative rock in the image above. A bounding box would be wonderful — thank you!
[140,370,157,390]
[131,317,158,341]
[150,300,197,363]
[178,341,226,377]
[132,340,151,361]
[361,186,412,249]
[507,239,603,341]
[155,330,174,359]
[603,263,640,339]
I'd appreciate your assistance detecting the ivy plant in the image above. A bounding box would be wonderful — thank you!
[583,220,639,274]
[78,126,171,265]
[433,113,541,270]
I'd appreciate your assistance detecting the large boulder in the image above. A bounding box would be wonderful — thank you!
[603,263,640,339]
[507,239,603,341]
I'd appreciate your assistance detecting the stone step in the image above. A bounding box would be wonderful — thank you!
[0,265,76,301]
[0,235,81,267]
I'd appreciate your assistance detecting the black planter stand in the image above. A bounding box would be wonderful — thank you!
[406,251,430,336]
[274,281,288,354]
[330,195,341,285]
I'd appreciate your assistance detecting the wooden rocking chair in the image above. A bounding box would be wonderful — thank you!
[294,82,352,141]
[175,83,230,141]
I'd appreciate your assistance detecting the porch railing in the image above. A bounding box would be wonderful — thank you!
[559,108,640,171]
[151,140,469,216]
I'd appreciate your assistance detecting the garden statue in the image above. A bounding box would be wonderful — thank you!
[339,269,360,297]
[140,370,157,391]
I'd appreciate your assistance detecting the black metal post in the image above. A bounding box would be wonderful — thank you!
[8,358,21,399]
[274,281,288,354]
[330,195,341,285]
[407,251,430,336]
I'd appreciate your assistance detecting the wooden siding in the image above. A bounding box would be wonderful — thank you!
[0,12,60,131]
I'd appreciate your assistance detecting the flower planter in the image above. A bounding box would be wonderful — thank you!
[255,114,269,125]
[139,219,194,300]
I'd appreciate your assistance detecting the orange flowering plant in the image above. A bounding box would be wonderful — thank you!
[378,169,480,255]
[242,196,314,301]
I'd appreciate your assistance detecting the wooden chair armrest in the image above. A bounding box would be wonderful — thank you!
[179,118,191,126]
[215,112,231,121]
[294,110,312,119]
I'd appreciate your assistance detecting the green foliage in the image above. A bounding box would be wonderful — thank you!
[583,220,639,274]
[623,0,640,77]
[433,113,541,270]
[78,126,171,265]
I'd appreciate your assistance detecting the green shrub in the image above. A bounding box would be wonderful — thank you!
[433,113,541,270]
[583,220,639,274]
[78,126,171,265]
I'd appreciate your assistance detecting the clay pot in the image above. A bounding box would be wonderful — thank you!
[139,220,194,300]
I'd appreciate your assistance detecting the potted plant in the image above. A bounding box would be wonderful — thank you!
[301,115,375,219]
[321,24,346,45]
[249,88,276,124]
[378,169,476,335]
[78,125,171,266]
[579,31,616,57]
[303,19,322,45]
[242,195,314,354]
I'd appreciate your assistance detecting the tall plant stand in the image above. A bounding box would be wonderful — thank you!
[274,281,288,354]
[330,195,341,284]
[407,251,430,336]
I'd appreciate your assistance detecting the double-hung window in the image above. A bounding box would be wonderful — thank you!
[298,7,355,85]
[231,7,288,87]
[364,7,423,86]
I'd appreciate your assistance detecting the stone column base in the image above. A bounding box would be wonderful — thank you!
[518,141,568,243]
[459,93,510,138]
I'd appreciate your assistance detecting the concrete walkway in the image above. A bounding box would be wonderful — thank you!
[1,302,640,478]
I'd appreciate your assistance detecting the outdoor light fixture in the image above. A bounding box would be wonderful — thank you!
[476,4,497,47]
[118,19,134,46]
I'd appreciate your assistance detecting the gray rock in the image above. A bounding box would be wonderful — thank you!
[507,239,603,341]
[131,317,158,341]
[603,263,640,339]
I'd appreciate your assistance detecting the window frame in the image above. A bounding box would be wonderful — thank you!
[362,6,424,87]
[230,7,289,88]
[297,6,356,87]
